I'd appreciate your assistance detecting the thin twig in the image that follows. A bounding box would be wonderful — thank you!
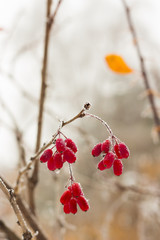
[84,113,113,136]
[116,182,160,198]
[28,0,63,215]
[0,220,21,240]
[0,177,32,240]
[121,0,160,139]
[0,99,30,198]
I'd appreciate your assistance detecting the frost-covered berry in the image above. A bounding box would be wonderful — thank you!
[98,160,107,171]
[65,138,77,153]
[113,159,123,176]
[101,139,111,153]
[56,138,66,152]
[71,182,83,198]
[63,148,76,163]
[40,149,53,163]
[47,156,56,171]
[54,152,63,169]
[69,198,77,214]
[103,152,115,169]
[118,142,130,159]
[77,196,90,212]
[60,189,72,205]
[114,144,122,159]
[91,143,102,157]
[63,203,70,214]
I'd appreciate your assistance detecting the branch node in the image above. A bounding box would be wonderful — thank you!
[84,102,91,110]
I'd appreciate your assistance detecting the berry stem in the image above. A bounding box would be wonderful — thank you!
[84,113,113,136]
[68,164,74,184]
[59,131,67,139]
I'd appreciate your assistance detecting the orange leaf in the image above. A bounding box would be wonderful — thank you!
[105,54,133,74]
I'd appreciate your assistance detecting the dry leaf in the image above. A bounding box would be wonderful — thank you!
[105,54,133,74]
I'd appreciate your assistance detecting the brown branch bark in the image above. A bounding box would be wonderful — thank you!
[121,0,160,139]
[28,0,63,215]
[0,177,32,240]
[0,176,48,240]
[0,99,30,201]
[16,197,48,240]
[0,220,21,240]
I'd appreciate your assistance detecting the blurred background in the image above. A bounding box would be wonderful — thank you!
[0,0,160,239]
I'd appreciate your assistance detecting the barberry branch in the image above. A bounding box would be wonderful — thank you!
[121,0,160,139]
[17,103,90,186]
[0,177,32,240]
[1,176,48,240]
[0,99,30,199]
[0,220,21,240]
[28,0,63,215]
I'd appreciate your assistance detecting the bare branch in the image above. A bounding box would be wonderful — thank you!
[28,0,64,214]
[0,99,30,197]
[0,176,48,240]
[0,177,32,240]
[0,220,21,240]
[121,0,160,139]
[116,182,160,198]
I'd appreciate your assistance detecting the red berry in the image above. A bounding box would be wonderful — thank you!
[63,203,70,214]
[65,138,77,153]
[71,182,83,198]
[118,142,130,159]
[98,160,107,171]
[114,144,122,159]
[63,148,76,163]
[77,196,89,212]
[68,186,72,193]
[101,139,111,153]
[54,152,63,169]
[56,138,66,152]
[92,143,102,157]
[69,198,77,214]
[60,189,72,205]
[40,149,53,163]
[103,152,115,169]
[47,156,56,171]
[113,159,123,176]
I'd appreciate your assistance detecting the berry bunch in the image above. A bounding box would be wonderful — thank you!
[91,138,130,176]
[40,137,78,171]
[60,182,90,214]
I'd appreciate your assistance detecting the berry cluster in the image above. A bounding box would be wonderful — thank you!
[40,137,77,171]
[60,182,90,214]
[91,138,130,176]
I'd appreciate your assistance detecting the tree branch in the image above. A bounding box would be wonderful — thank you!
[1,176,48,240]
[0,99,30,201]
[121,0,160,139]
[28,0,63,215]
[16,103,89,187]
[0,177,32,240]
[0,220,21,240]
